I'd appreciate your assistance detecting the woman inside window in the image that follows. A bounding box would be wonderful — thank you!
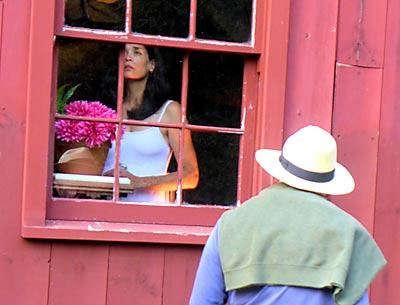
[103,44,199,203]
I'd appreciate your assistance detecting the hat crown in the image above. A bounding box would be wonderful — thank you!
[282,126,337,173]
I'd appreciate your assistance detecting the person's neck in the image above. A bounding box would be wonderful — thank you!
[124,78,148,110]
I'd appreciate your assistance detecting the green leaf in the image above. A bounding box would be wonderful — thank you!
[56,83,81,114]
[57,84,68,114]
[64,83,81,103]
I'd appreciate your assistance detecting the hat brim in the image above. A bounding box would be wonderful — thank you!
[255,149,355,195]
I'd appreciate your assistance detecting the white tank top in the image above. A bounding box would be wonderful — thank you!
[103,101,173,203]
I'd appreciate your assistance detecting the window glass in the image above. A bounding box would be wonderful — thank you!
[196,0,253,42]
[57,38,119,111]
[65,0,126,31]
[53,118,118,200]
[154,48,184,103]
[53,120,180,204]
[132,0,190,38]
[187,52,244,128]
[183,132,240,206]
[55,42,186,203]
[103,124,180,204]
[55,37,245,206]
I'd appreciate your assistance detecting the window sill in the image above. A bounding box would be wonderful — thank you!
[22,220,213,245]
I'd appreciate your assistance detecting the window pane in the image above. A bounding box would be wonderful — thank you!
[132,0,190,38]
[151,47,184,104]
[102,125,179,204]
[183,132,240,206]
[196,0,253,42]
[55,42,186,203]
[53,118,118,200]
[65,0,126,31]
[57,38,119,111]
[187,52,244,128]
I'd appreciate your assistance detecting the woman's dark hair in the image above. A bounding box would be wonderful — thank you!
[127,46,171,120]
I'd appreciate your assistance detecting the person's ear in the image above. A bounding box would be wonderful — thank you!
[148,60,155,73]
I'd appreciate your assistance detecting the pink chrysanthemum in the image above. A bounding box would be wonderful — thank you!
[55,100,119,148]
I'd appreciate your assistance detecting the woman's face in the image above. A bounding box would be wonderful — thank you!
[124,44,155,80]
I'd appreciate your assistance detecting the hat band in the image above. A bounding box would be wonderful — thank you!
[279,155,335,183]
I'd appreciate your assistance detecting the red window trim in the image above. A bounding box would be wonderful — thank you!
[55,0,264,54]
[57,29,259,54]
[0,1,3,57]
[22,220,213,245]
[22,0,290,244]
[47,200,229,226]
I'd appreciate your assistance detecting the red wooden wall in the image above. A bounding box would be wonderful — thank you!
[0,0,398,304]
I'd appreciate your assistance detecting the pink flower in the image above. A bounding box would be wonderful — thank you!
[55,100,120,148]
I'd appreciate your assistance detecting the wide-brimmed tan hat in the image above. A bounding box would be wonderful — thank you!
[255,125,355,195]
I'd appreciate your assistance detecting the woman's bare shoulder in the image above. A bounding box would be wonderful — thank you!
[163,100,181,122]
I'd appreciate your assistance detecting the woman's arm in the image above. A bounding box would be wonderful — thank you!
[105,101,199,192]
[162,101,199,189]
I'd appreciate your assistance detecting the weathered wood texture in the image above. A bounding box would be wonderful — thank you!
[162,247,201,305]
[370,0,400,302]
[107,245,165,305]
[337,0,387,67]
[48,243,109,305]
[253,0,290,191]
[284,0,339,136]
[331,64,382,232]
[0,2,3,59]
[45,243,201,305]
[0,1,51,305]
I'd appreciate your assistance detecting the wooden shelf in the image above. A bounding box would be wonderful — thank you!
[53,173,132,198]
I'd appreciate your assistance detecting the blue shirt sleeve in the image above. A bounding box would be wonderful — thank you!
[189,220,227,305]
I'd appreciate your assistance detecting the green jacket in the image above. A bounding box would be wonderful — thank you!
[219,183,386,305]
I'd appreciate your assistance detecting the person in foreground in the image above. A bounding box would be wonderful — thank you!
[189,125,386,305]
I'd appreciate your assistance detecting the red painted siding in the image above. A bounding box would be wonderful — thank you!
[0,1,51,305]
[284,0,339,136]
[332,64,382,232]
[162,247,201,305]
[0,1,4,62]
[107,245,165,305]
[337,0,387,67]
[48,243,109,305]
[371,0,400,301]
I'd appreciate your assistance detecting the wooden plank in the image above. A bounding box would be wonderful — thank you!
[0,0,51,304]
[48,243,109,305]
[331,64,382,232]
[47,200,227,227]
[23,220,212,245]
[284,0,339,136]
[370,0,400,303]
[239,59,258,202]
[162,246,202,305]
[107,245,164,305]
[0,1,3,67]
[23,0,56,226]
[57,28,258,54]
[337,0,387,67]
[253,0,290,192]
[0,241,50,305]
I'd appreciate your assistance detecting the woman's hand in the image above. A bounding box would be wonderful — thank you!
[103,168,146,191]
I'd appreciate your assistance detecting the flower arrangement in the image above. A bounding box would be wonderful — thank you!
[55,100,118,148]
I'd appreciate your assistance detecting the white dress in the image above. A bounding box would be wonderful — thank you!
[103,101,173,203]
